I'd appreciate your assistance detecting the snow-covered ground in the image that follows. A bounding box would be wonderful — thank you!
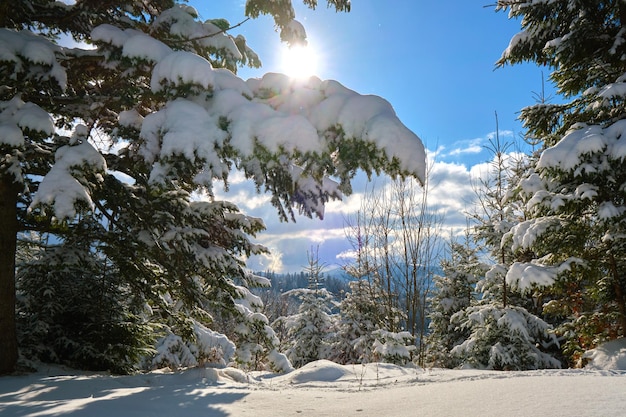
[1,339,625,417]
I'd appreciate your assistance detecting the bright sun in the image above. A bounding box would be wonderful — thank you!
[280,45,319,79]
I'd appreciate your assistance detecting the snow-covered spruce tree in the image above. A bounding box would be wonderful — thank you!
[149,320,236,370]
[330,277,401,364]
[16,235,156,374]
[231,273,292,372]
[145,273,281,371]
[371,329,415,366]
[469,131,527,307]
[450,303,561,370]
[279,288,335,368]
[456,132,560,370]
[1,1,426,373]
[496,0,626,365]
[305,245,326,292]
[426,237,487,368]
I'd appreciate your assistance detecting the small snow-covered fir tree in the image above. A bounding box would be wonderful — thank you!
[150,321,236,369]
[232,273,292,372]
[280,288,335,368]
[450,303,560,370]
[330,278,402,364]
[446,244,561,370]
[426,238,486,368]
[372,329,415,365]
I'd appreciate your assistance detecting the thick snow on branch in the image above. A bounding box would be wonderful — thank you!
[506,257,585,293]
[151,51,216,92]
[1,97,55,182]
[506,262,557,292]
[92,20,425,178]
[0,97,54,146]
[123,33,172,63]
[530,120,626,223]
[140,98,229,183]
[506,218,558,252]
[91,24,143,47]
[538,120,626,172]
[0,28,67,90]
[246,75,425,179]
[91,12,424,219]
[30,128,106,220]
[152,5,243,60]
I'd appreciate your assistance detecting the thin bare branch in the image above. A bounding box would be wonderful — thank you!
[165,17,251,44]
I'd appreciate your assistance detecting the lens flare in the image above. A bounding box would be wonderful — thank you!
[281,44,319,79]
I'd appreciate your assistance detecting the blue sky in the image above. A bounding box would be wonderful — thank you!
[197,1,557,272]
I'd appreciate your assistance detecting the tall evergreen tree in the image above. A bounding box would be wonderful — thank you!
[456,126,560,370]
[0,0,426,373]
[497,0,626,365]
[305,245,326,292]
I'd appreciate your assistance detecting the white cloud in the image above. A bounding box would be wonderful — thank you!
[447,138,483,156]
[335,248,357,262]
[440,130,518,160]
[225,170,248,185]
[469,151,528,183]
[325,191,364,216]
[248,249,284,272]
[206,142,529,273]
[468,160,492,183]
[213,181,272,213]
[485,129,515,141]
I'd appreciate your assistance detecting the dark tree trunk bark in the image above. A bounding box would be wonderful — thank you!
[608,253,626,338]
[0,176,19,374]
[615,282,626,338]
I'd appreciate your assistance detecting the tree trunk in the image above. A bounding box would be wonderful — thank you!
[608,253,626,338]
[0,176,19,374]
[614,282,626,337]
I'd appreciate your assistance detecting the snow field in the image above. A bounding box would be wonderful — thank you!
[1,358,625,417]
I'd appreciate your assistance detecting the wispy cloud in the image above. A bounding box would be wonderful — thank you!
[485,129,515,141]
[440,130,517,160]
[447,138,484,156]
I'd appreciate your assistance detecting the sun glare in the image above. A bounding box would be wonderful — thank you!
[281,45,319,79]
